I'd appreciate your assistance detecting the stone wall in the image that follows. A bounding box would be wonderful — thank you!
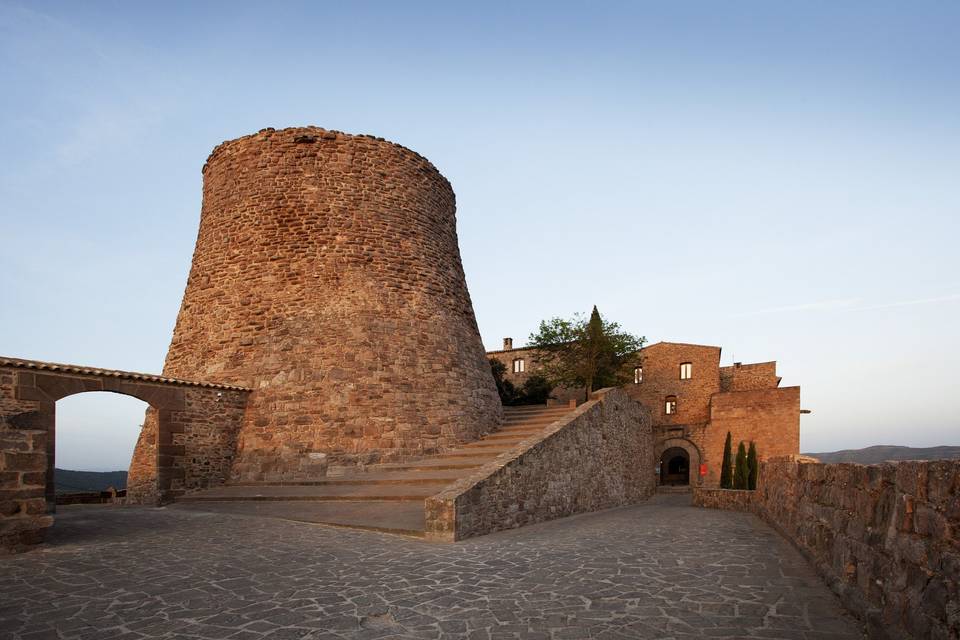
[628,342,721,428]
[133,126,502,480]
[0,369,51,553]
[127,386,249,503]
[700,456,960,639]
[719,361,779,392]
[487,346,585,404]
[692,487,756,512]
[704,387,800,487]
[424,387,654,541]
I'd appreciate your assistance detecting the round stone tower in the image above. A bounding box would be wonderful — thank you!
[137,126,501,482]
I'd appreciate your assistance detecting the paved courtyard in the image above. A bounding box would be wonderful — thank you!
[0,495,863,639]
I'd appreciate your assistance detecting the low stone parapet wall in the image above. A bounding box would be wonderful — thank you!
[692,487,756,512]
[425,387,654,541]
[702,456,959,639]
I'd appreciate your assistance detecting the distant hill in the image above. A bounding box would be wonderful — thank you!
[803,445,960,465]
[55,469,127,494]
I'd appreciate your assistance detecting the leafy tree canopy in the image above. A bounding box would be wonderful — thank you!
[527,306,645,399]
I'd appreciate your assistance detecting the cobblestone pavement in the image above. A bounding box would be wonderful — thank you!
[0,495,864,639]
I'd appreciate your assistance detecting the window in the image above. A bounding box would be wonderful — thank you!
[679,362,692,380]
[665,395,677,414]
[634,366,642,384]
[513,358,525,373]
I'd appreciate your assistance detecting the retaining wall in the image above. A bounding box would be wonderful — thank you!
[697,456,960,639]
[425,387,654,541]
[691,487,755,512]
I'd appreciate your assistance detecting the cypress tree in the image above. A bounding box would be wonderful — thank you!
[733,441,749,490]
[747,441,759,490]
[720,432,733,489]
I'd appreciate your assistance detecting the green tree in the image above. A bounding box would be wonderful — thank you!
[733,441,749,490]
[527,305,645,401]
[747,441,759,490]
[488,358,516,405]
[720,432,733,489]
[517,374,552,405]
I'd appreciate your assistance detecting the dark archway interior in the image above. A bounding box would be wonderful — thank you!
[660,447,690,486]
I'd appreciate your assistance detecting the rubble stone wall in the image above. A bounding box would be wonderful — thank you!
[699,456,960,639]
[425,387,654,541]
[136,126,502,481]
[691,487,756,512]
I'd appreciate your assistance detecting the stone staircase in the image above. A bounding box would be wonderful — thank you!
[173,404,574,536]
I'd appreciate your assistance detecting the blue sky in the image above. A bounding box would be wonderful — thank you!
[1,1,958,470]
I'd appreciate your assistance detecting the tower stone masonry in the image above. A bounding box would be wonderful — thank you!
[130,126,502,485]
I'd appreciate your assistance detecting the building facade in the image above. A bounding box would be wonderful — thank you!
[487,338,802,488]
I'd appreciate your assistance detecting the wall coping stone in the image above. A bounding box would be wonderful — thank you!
[0,356,251,391]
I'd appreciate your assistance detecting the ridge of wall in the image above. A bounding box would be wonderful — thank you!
[425,387,654,541]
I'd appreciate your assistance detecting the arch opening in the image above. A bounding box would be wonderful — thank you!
[52,391,149,509]
[660,446,690,486]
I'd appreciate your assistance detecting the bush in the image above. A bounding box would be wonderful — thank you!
[515,374,552,405]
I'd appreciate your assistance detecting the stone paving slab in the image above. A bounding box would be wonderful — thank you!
[0,495,865,639]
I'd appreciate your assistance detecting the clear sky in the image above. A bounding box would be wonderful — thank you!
[1,1,958,470]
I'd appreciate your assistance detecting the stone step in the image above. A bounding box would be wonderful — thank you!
[494,424,551,434]
[461,440,524,449]
[373,458,490,472]
[227,472,463,486]
[502,404,570,413]
[483,431,541,441]
[437,448,509,458]
[657,485,693,494]
[178,483,446,502]
[172,500,427,537]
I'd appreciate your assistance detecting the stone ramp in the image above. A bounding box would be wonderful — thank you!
[174,404,574,537]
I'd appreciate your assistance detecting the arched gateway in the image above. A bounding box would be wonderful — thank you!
[658,437,702,487]
[0,357,249,551]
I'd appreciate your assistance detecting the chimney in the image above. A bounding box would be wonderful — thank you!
[503,337,513,350]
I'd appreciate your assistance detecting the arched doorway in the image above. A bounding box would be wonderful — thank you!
[54,392,148,507]
[660,447,690,486]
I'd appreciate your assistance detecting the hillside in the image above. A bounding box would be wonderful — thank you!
[803,445,960,465]
[55,469,128,494]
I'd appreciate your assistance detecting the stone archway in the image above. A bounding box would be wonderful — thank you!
[660,447,689,485]
[11,371,187,510]
[657,437,702,487]
[0,357,250,552]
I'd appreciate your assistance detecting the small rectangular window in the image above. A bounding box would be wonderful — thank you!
[634,366,642,384]
[665,396,677,414]
[680,362,692,380]
[513,358,525,373]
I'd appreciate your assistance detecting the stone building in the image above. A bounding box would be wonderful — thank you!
[488,338,802,487]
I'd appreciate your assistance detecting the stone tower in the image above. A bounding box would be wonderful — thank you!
[129,126,501,487]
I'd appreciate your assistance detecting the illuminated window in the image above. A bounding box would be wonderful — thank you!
[665,395,677,414]
[634,366,642,384]
[680,362,692,380]
[513,358,525,373]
